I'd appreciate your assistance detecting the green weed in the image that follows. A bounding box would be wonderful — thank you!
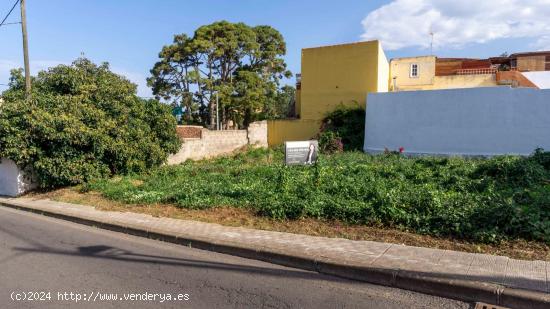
[86,148,550,244]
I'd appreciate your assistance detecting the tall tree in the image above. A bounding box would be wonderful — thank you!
[148,34,198,123]
[263,85,296,119]
[148,21,292,128]
[249,25,290,82]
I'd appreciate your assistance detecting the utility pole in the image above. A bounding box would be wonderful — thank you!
[216,92,219,130]
[20,0,31,98]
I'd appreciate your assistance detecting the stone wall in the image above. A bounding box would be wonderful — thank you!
[167,121,267,164]
[176,125,202,139]
[247,120,268,148]
[0,158,36,197]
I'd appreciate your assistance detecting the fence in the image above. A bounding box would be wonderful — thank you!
[455,68,497,75]
[267,119,321,146]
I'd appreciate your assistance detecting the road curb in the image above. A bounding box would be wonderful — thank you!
[1,199,549,308]
[395,270,501,304]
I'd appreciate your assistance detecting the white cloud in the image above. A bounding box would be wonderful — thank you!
[361,0,550,51]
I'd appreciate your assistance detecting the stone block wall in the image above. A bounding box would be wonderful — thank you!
[176,125,203,139]
[247,120,268,148]
[167,121,267,164]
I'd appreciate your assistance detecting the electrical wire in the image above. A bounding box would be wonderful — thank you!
[0,0,20,28]
[1,21,20,26]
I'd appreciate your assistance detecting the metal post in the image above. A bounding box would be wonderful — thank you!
[429,31,434,56]
[216,92,219,130]
[20,0,31,99]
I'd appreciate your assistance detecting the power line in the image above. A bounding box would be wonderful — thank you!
[0,0,20,28]
[0,21,20,27]
[0,0,24,92]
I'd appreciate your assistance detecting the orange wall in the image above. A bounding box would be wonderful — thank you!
[497,71,539,88]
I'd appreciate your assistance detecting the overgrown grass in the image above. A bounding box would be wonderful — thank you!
[85,148,550,244]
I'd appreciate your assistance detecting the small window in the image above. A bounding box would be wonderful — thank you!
[410,64,418,77]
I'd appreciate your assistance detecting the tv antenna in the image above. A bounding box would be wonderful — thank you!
[429,29,435,55]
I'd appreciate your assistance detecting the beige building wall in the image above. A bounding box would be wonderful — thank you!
[432,74,496,89]
[390,56,436,90]
[390,56,497,91]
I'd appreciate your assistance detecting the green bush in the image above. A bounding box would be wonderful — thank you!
[318,106,365,152]
[0,58,181,188]
[318,131,343,154]
[86,148,550,244]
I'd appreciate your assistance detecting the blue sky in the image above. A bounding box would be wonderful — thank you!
[1,0,549,96]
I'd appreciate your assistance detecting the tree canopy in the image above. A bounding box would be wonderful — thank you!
[148,21,294,128]
[0,58,181,188]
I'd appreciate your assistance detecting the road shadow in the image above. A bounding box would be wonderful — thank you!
[1,208,546,297]
[0,222,352,283]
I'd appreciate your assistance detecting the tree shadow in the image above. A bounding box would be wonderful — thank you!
[0,220,348,283]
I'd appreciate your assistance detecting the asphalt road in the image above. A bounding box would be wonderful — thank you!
[0,206,471,309]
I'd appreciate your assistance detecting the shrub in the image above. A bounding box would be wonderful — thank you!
[0,59,181,188]
[318,106,365,152]
[318,131,343,154]
[86,148,550,244]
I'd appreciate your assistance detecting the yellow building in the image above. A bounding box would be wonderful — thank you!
[268,40,388,146]
[267,43,547,146]
[389,56,497,91]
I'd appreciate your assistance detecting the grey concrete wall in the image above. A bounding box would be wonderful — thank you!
[167,121,268,164]
[0,158,36,197]
[364,87,550,156]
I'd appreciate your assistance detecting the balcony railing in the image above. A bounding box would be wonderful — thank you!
[455,68,497,75]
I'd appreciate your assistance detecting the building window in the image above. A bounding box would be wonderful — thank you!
[410,63,418,78]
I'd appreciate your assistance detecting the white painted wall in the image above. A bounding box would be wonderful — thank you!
[364,87,550,156]
[0,158,36,197]
[523,71,550,89]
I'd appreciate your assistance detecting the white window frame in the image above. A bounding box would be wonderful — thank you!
[410,63,419,78]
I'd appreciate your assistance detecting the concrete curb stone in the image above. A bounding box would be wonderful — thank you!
[499,286,550,309]
[395,270,501,304]
[1,199,548,309]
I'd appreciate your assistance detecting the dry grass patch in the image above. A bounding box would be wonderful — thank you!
[28,188,550,262]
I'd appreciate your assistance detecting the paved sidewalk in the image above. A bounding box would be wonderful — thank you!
[1,196,549,308]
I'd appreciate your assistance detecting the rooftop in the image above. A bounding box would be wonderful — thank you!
[302,39,379,51]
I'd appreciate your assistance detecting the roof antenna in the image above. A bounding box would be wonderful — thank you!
[429,29,434,55]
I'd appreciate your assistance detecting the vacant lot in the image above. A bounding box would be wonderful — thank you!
[79,147,550,246]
